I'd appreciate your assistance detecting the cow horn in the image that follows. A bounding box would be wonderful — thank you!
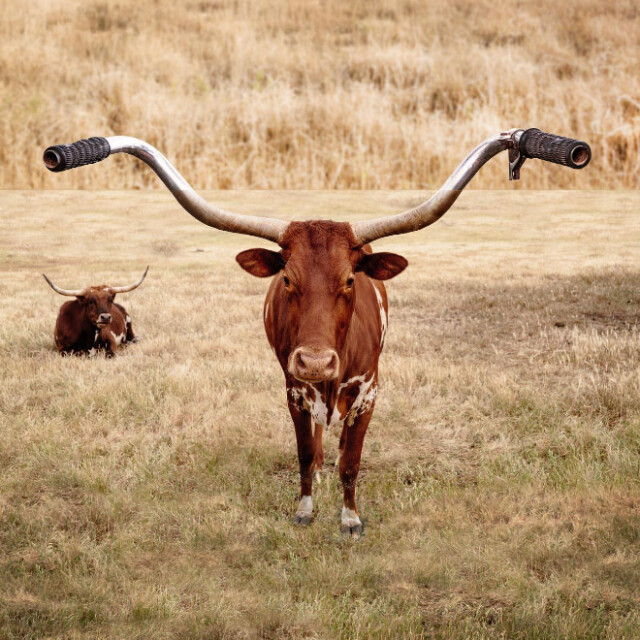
[108,266,149,294]
[42,274,86,297]
[351,134,511,245]
[43,137,288,243]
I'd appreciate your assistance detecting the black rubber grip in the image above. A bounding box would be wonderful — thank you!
[43,137,111,172]
[518,128,591,169]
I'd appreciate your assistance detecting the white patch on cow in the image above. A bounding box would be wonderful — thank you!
[297,495,313,516]
[264,302,269,324]
[94,330,100,344]
[126,315,131,324]
[340,372,377,426]
[288,371,377,431]
[288,384,337,429]
[110,330,125,346]
[373,286,387,348]
[341,507,361,529]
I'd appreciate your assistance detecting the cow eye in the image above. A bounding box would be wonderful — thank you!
[283,276,290,287]
[346,276,355,287]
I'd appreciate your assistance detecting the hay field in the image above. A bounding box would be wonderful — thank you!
[1,0,639,190]
[1,189,639,639]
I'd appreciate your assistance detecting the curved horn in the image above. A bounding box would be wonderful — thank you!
[42,274,86,297]
[44,137,288,243]
[108,266,150,294]
[351,133,511,245]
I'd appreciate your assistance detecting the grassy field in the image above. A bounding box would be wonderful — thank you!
[2,0,639,190]
[0,189,639,639]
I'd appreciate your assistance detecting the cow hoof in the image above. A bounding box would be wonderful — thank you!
[341,507,363,540]
[293,512,313,526]
[106,351,116,359]
[340,523,363,540]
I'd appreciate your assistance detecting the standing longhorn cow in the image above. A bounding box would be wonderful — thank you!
[43,129,590,537]
[44,268,148,357]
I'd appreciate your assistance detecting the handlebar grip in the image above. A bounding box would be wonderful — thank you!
[43,137,111,172]
[518,128,591,169]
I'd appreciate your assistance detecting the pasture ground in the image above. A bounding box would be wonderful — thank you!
[0,190,639,639]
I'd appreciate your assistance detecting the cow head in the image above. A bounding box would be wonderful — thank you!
[236,221,407,382]
[43,268,149,327]
[76,287,116,327]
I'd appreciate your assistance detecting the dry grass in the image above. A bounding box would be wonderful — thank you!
[1,189,639,639]
[1,0,639,190]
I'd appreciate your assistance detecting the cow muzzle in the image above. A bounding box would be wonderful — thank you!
[97,313,112,326]
[288,347,339,382]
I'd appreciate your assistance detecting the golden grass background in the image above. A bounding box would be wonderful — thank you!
[2,0,639,190]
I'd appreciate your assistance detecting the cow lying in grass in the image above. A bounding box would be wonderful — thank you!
[43,267,148,357]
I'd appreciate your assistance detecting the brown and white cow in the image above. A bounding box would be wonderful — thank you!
[43,268,148,357]
[236,221,407,538]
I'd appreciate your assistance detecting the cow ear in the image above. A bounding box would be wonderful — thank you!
[357,252,408,280]
[236,249,285,278]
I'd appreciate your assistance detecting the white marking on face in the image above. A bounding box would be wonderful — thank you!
[341,506,361,528]
[297,495,313,516]
[373,286,387,348]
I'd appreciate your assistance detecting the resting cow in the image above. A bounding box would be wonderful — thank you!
[43,268,148,357]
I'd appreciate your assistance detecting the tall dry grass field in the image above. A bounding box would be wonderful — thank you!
[1,0,639,190]
[0,189,639,638]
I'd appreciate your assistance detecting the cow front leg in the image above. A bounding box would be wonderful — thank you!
[312,422,324,484]
[289,405,315,526]
[339,410,372,540]
[99,327,119,358]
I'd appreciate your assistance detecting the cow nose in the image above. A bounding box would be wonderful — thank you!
[99,313,112,324]
[289,347,339,382]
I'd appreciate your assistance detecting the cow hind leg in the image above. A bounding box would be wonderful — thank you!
[126,317,138,343]
[339,410,372,540]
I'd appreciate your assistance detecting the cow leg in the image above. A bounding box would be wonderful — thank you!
[125,318,136,342]
[101,329,119,358]
[339,410,372,540]
[289,406,315,526]
[312,422,324,484]
[335,424,347,469]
